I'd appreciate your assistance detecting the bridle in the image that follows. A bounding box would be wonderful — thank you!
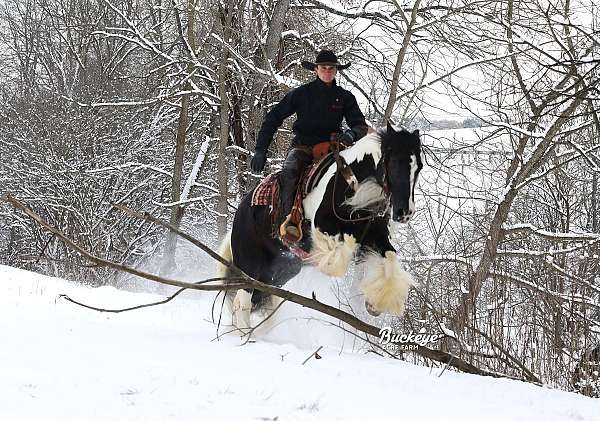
[330,140,391,224]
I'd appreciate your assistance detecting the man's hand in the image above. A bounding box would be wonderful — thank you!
[250,150,267,173]
[338,129,356,146]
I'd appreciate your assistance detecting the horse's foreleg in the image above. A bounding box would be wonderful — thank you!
[309,227,358,277]
[360,244,415,317]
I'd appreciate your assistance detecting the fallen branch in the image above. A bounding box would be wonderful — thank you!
[302,346,324,365]
[58,277,231,313]
[112,202,246,277]
[2,193,524,379]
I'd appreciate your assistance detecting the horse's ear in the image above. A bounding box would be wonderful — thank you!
[412,129,420,137]
[387,121,395,133]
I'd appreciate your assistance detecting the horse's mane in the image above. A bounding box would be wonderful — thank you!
[341,127,421,168]
[340,131,383,166]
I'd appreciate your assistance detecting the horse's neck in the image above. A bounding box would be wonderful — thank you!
[346,151,381,186]
[302,145,387,226]
[306,148,381,197]
[304,153,336,194]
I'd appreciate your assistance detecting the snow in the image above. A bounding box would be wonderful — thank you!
[1,264,599,420]
[503,223,600,240]
[181,136,211,202]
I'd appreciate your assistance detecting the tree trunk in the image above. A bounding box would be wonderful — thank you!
[216,2,235,239]
[383,0,420,122]
[244,0,289,194]
[229,81,247,193]
[453,93,587,332]
[161,0,197,275]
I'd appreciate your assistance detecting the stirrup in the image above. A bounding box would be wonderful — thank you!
[279,213,303,243]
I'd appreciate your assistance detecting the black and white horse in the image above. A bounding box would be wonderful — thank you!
[217,123,423,329]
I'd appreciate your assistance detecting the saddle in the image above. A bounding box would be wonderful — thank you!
[251,141,343,243]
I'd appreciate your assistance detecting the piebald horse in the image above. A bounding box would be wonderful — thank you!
[217,123,422,329]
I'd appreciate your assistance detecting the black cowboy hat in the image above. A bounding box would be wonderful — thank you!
[301,50,351,71]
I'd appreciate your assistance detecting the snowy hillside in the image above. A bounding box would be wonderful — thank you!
[2,264,598,421]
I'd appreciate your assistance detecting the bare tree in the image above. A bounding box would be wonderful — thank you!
[1,0,598,394]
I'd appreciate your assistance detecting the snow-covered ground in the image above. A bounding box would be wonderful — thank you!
[2,264,598,421]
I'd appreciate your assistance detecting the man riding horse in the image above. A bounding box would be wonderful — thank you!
[250,50,368,243]
[221,50,423,326]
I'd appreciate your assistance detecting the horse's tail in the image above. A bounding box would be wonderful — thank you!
[216,230,233,279]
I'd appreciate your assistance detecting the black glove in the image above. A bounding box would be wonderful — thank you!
[250,150,267,173]
[338,129,356,146]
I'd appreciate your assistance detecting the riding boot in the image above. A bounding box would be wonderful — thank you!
[279,146,312,243]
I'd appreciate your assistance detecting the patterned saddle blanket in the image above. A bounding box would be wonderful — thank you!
[250,152,335,214]
[251,173,280,214]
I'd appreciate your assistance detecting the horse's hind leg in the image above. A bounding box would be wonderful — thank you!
[227,244,301,333]
[231,252,300,333]
[250,249,302,316]
[232,289,253,332]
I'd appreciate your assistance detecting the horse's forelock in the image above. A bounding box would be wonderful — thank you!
[380,127,421,157]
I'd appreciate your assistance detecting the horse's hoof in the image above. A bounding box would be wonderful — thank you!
[365,300,381,317]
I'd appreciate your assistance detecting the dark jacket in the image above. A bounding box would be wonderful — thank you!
[255,78,368,154]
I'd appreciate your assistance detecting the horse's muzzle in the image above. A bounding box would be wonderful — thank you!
[393,208,414,223]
